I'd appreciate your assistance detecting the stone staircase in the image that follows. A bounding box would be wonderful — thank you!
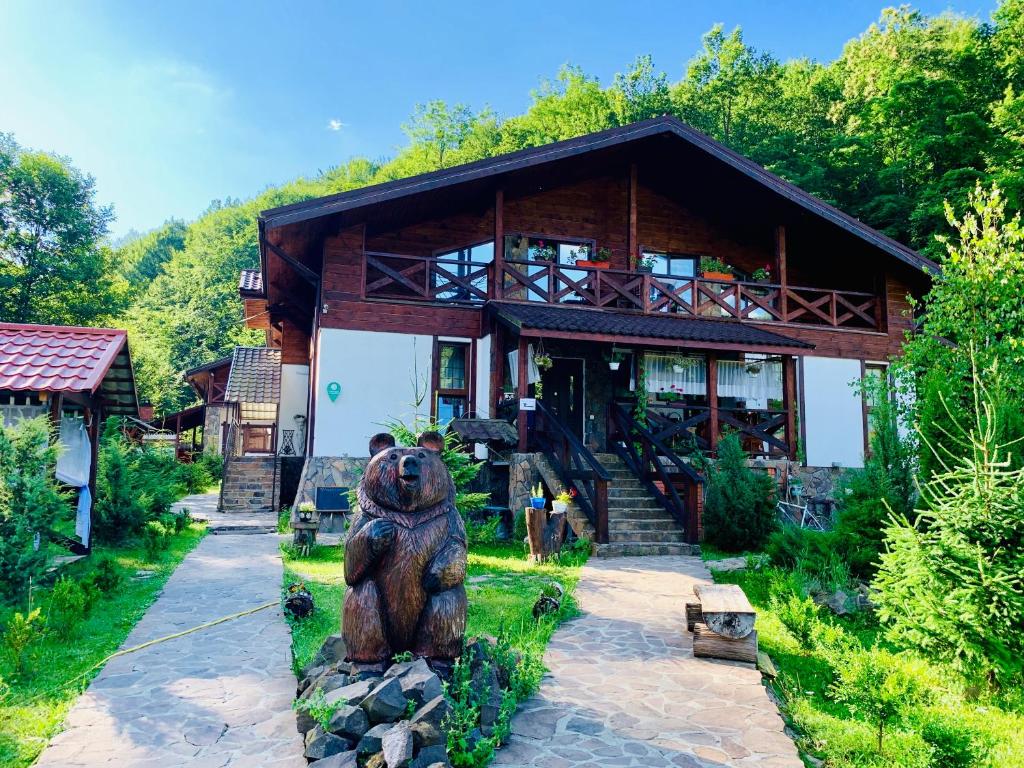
[591,453,698,558]
[218,456,278,514]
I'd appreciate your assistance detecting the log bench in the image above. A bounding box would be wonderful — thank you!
[687,583,758,663]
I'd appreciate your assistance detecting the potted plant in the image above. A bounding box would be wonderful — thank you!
[636,253,658,273]
[671,355,690,374]
[700,255,735,281]
[530,482,546,509]
[751,264,772,283]
[296,501,317,522]
[534,352,553,371]
[576,246,611,269]
[608,350,626,371]
[531,240,557,262]
[552,489,574,513]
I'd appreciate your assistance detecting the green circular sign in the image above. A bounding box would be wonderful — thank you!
[326,381,341,402]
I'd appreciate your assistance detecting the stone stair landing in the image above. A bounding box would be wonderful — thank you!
[219,456,278,515]
[591,453,698,558]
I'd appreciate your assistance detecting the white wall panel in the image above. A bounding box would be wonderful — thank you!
[475,335,491,418]
[803,356,865,469]
[314,329,432,457]
[278,364,310,456]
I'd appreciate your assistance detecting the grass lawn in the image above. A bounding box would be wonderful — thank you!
[0,524,206,768]
[712,565,1024,768]
[281,540,587,682]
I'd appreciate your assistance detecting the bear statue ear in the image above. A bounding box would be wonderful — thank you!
[368,432,397,457]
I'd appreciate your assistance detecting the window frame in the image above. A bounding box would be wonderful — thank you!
[432,339,472,423]
[503,233,596,266]
[861,361,890,456]
[639,247,699,278]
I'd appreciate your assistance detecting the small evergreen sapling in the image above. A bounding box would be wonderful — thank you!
[702,433,778,551]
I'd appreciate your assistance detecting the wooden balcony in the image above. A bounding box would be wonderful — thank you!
[362,252,884,332]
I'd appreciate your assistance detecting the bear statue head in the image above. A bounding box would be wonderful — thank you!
[362,446,454,513]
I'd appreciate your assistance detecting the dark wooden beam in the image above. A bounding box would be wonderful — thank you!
[263,237,321,286]
[517,337,528,452]
[707,353,719,454]
[494,189,504,300]
[512,327,810,357]
[628,162,638,267]
[489,321,503,419]
[783,355,798,461]
[48,392,64,431]
[775,224,787,319]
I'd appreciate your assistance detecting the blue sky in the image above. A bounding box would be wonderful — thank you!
[0,0,1000,238]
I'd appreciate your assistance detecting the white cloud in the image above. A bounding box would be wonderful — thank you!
[327,118,346,132]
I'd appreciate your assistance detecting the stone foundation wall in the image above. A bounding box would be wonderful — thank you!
[750,458,848,502]
[508,453,541,515]
[203,404,228,454]
[293,455,369,510]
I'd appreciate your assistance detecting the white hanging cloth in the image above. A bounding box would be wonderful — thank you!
[644,354,706,395]
[507,344,541,390]
[56,415,91,487]
[75,485,92,549]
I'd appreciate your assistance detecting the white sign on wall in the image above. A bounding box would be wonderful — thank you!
[519,398,536,411]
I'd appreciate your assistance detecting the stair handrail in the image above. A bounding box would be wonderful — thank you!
[531,400,611,543]
[609,402,703,541]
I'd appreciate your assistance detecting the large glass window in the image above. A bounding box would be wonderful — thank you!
[863,363,888,452]
[642,251,698,278]
[434,241,493,302]
[504,234,593,303]
[435,342,470,424]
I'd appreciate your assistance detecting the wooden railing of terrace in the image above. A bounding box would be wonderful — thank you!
[364,251,491,303]
[531,400,611,543]
[642,402,792,459]
[609,402,704,543]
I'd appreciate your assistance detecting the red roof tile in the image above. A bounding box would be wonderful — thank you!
[0,323,129,394]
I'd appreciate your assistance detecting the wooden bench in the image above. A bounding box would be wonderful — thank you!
[687,583,758,663]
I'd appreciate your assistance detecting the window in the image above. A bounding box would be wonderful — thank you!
[504,234,594,303]
[434,241,493,302]
[863,363,889,453]
[240,403,277,422]
[434,342,470,424]
[642,251,698,278]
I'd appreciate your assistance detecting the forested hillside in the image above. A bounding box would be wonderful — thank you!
[3,4,1023,412]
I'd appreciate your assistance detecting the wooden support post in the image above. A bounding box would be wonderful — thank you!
[86,403,101,552]
[494,189,504,299]
[48,392,64,431]
[783,355,798,461]
[775,224,788,320]
[707,353,719,454]
[489,322,503,419]
[685,602,703,632]
[628,163,638,269]
[517,337,528,452]
[525,507,567,563]
[595,476,609,544]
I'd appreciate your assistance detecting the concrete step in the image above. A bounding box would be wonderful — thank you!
[607,501,666,514]
[609,518,681,531]
[593,542,699,557]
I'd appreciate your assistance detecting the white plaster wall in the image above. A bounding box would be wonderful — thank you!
[278,364,310,456]
[475,334,491,418]
[803,356,865,469]
[314,328,433,457]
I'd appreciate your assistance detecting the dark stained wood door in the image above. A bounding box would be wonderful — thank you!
[543,358,585,440]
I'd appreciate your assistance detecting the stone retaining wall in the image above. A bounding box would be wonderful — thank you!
[293,455,369,510]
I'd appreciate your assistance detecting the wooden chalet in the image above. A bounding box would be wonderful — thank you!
[238,116,934,551]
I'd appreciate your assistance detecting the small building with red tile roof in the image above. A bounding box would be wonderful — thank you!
[0,323,140,551]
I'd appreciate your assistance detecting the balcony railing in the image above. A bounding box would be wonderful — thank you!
[361,251,883,331]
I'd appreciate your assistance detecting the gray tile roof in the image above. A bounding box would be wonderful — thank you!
[224,347,281,403]
[239,269,263,294]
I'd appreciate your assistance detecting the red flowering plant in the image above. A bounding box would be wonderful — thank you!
[751,264,772,282]
[531,239,557,262]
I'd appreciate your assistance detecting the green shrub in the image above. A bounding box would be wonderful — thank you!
[292,688,341,730]
[773,592,821,649]
[141,520,170,559]
[1,608,43,675]
[46,577,88,639]
[93,419,148,542]
[830,646,934,753]
[702,433,777,551]
[0,416,68,603]
[466,516,501,546]
[920,715,983,768]
[874,363,1024,685]
[85,557,123,593]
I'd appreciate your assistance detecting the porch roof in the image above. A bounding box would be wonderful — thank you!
[224,347,281,404]
[488,302,814,354]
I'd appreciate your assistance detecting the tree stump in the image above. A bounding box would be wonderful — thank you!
[525,507,567,563]
[693,623,758,663]
[685,602,703,632]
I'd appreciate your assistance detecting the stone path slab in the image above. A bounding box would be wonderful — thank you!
[175,490,278,533]
[34,532,304,768]
[495,556,802,768]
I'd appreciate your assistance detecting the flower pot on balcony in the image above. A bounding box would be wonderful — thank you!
[703,271,734,281]
[552,500,568,514]
[637,264,654,273]
[530,497,546,510]
[609,361,621,371]
[575,260,610,269]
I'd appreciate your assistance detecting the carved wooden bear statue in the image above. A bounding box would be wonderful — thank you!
[342,443,467,665]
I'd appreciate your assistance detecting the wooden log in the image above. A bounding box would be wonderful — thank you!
[693,623,758,664]
[526,507,568,563]
[694,584,756,639]
[685,602,703,632]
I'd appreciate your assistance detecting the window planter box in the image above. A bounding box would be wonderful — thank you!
[575,260,610,269]
[703,271,735,281]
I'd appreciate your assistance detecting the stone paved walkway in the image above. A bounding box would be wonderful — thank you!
[175,490,279,533]
[34,531,304,768]
[495,556,802,768]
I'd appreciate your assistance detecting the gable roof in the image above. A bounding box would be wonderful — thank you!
[489,302,813,354]
[0,323,139,415]
[224,346,281,404]
[260,116,935,274]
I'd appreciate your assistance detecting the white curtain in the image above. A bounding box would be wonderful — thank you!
[644,354,706,395]
[507,344,541,391]
[56,415,92,487]
[717,360,782,406]
[0,404,45,426]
